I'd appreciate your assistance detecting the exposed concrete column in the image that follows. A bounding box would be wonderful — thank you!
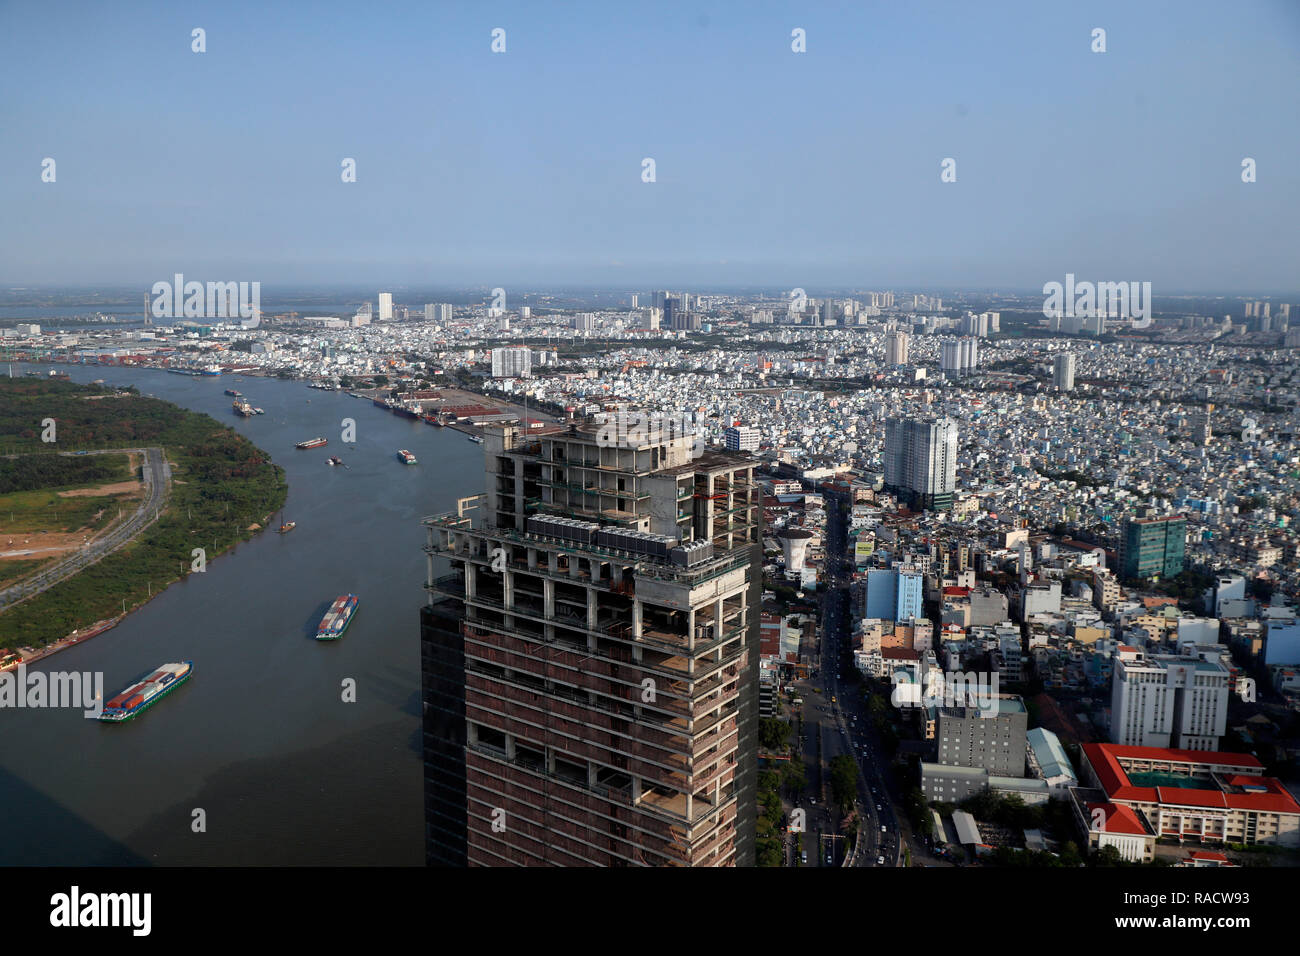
[687,607,696,652]
[466,562,477,600]
[543,578,554,618]
[425,550,434,606]
[506,736,517,760]
[528,547,538,570]
[502,569,514,608]
[632,599,643,638]
[587,585,598,630]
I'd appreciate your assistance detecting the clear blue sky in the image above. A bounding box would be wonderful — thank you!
[2,0,1297,292]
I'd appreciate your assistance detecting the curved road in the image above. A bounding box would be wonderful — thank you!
[0,447,170,611]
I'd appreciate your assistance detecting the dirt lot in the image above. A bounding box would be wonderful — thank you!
[57,479,143,498]
[0,530,99,559]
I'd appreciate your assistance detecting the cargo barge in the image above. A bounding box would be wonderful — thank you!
[397,449,417,465]
[296,437,328,449]
[316,595,359,641]
[225,388,242,397]
[98,661,193,721]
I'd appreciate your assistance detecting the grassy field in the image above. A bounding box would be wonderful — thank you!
[0,558,46,589]
[0,483,135,534]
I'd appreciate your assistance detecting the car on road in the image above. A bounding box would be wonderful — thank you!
[801,851,807,865]
[881,825,887,832]
[826,852,833,864]
[877,855,885,865]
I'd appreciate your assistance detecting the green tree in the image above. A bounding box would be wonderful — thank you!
[759,718,792,752]
[829,755,858,814]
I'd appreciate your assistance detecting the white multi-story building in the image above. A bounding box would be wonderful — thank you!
[378,292,394,322]
[1110,648,1229,750]
[884,328,910,365]
[1054,353,1076,391]
[883,416,958,511]
[490,346,532,379]
[424,303,452,324]
[940,336,978,377]
[723,425,760,452]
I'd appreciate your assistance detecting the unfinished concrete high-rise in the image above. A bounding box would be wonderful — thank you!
[421,416,762,866]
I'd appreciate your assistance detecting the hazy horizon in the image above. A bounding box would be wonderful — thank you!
[2,0,1298,291]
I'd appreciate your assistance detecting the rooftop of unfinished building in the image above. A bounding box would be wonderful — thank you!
[491,419,757,474]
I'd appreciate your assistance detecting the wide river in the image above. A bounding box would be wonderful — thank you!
[0,364,482,865]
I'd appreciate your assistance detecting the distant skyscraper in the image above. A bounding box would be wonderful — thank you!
[1118,513,1186,582]
[572,313,595,331]
[884,329,910,365]
[629,293,639,308]
[1053,353,1076,391]
[378,292,394,322]
[641,308,662,331]
[883,416,958,511]
[940,337,977,378]
[1195,403,1213,446]
[490,346,531,378]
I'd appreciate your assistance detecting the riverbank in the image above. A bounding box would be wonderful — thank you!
[0,379,288,651]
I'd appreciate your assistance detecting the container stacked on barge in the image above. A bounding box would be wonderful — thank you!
[98,662,193,721]
[316,595,359,641]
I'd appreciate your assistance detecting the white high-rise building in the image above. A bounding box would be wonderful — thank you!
[883,416,958,511]
[1110,649,1229,750]
[378,292,393,322]
[884,328,910,365]
[1054,353,1076,391]
[490,346,532,378]
[941,337,978,377]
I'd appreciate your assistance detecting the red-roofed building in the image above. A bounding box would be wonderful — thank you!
[1078,743,1300,849]
[1180,851,1236,867]
[1081,801,1156,862]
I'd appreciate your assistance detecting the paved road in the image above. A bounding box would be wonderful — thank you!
[0,447,170,611]
[793,490,911,868]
